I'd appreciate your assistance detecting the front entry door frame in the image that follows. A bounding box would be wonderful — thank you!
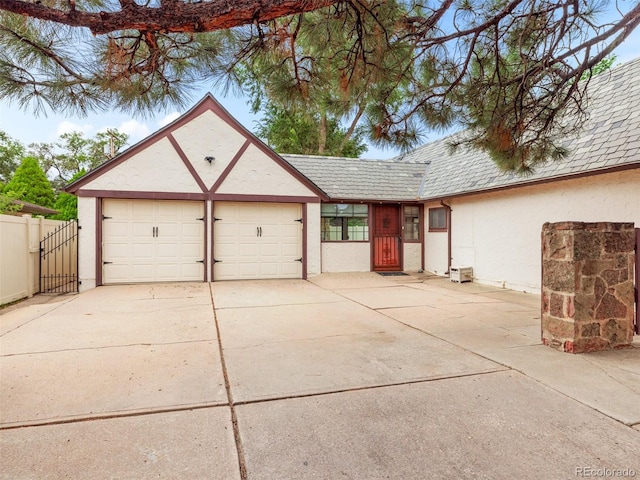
[372,204,402,271]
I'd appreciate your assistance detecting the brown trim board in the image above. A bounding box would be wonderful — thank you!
[76,190,208,200]
[210,139,251,193]
[66,97,223,193]
[167,133,208,193]
[211,194,321,203]
[302,203,308,279]
[96,198,103,287]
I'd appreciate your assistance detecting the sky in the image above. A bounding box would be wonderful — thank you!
[1,15,639,160]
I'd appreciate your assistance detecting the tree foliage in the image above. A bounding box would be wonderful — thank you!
[28,129,128,192]
[255,105,367,157]
[1,0,640,171]
[3,156,55,208]
[50,170,86,220]
[0,130,24,184]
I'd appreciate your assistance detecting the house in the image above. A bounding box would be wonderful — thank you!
[5,200,58,217]
[67,57,640,293]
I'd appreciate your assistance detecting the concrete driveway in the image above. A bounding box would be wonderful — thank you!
[1,273,639,479]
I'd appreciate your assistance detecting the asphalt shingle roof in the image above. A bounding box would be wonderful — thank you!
[282,155,428,201]
[404,57,640,200]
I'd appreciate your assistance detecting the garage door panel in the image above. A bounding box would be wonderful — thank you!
[102,199,204,284]
[213,202,302,280]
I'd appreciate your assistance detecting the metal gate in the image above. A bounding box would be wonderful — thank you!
[39,220,79,293]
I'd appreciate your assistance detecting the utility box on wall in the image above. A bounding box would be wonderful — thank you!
[450,266,473,283]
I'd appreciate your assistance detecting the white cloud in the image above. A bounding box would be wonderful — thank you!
[117,119,151,143]
[56,120,93,137]
[158,112,180,128]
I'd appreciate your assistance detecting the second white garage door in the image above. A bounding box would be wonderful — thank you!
[213,202,303,280]
[102,199,205,284]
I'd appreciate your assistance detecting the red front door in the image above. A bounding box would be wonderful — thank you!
[373,205,401,271]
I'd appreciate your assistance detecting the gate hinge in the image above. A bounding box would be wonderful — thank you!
[295,218,303,223]
[197,260,205,263]
[103,261,113,264]
[197,217,205,221]
[213,217,222,222]
[213,259,222,263]
[295,258,303,262]
[102,216,112,220]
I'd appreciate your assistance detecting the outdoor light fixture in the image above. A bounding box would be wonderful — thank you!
[205,156,215,164]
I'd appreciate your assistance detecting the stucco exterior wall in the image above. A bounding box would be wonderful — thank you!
[403,243,422,271]
[216,145,316,197]
[321,242,370,272]
[424,201,449,276]
[448,169,640,292]
[171,110,248,190]
[306,203,321,277]
[78,197,96,292]
[81,138,201,193]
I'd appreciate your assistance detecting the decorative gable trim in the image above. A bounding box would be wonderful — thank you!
[66,94,328,201]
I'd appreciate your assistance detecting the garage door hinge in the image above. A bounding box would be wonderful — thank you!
[213,217,222,222]
[102,216,112,220]
[103,261,113,264]
[295,218,303,223]
[295,258,303,262]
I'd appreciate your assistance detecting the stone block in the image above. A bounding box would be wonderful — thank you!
[573,231,603,260]
[577,275,595,295]
[603,232,635,253]
[601,269,621,286]
[595,293,627,320]
[542,315,575,338]
[579,322,600,338]
[572,336,612,353]
[542,260,576,293]
[574,294,595,320]
[549,293,565,318]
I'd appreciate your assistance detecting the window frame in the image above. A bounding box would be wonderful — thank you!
[402,205,422,242]
[320,203,370,242]
[428,207,448,232]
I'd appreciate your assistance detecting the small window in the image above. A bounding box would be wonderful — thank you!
[321,204,369,241]
[403,206,420,241]
[428,207,447,231]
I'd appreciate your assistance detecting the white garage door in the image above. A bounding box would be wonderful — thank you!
[213,202,302,280]
[102,199,205,284]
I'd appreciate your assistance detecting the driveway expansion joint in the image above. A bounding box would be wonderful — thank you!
[210,284,248,480]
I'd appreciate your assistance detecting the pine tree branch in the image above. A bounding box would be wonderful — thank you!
[0,0,342,35]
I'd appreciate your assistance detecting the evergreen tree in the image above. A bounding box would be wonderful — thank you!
[50,170,85,220]
[4,156,55,208]
[0,131,24,185]
[255,105,367,157]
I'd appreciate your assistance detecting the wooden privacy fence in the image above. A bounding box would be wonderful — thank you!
[0,214,74,306]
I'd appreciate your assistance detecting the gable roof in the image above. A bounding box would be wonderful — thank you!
[406,57,640,200]
[7,200,58,216]
[282,154,427,201]
[65,94,328,200]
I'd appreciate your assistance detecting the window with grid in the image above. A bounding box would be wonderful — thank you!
[403,206,420,241]
[321,204,369,241]
[428,207,447,231]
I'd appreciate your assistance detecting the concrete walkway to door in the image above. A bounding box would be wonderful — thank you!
[1,273,639,479]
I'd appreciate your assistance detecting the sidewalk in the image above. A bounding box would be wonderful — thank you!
[1,274,639,479]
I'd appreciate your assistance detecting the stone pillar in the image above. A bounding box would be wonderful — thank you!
[541,222,635,353]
